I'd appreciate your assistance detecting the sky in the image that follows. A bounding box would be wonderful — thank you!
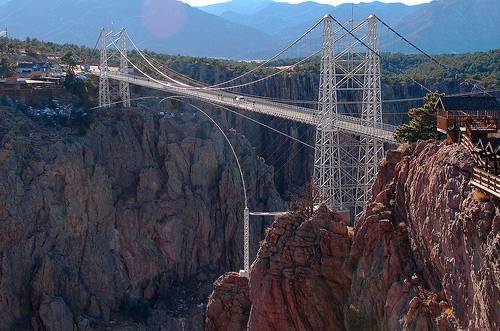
[183,0,433,7]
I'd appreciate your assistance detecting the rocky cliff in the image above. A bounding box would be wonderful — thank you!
[0,105,284,330]
[206,140,500,330]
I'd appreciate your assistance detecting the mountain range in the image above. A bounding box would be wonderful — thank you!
[0,0,498,58]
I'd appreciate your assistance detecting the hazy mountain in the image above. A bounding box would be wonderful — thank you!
[0,0,275,58]
[0,0,498,58]
[218,1,420,38]
[200,0,273,16]
[199,0,500,55]
[394,0,500,53]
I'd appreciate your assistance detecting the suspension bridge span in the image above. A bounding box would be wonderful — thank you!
[105,71,397,142]
[93,14,454,277]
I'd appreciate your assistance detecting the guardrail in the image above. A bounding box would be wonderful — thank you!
[471,167,500,199]
[461,134,486,167]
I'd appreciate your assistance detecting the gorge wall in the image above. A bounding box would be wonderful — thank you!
[206,140,500,331]
[0,106,284,330]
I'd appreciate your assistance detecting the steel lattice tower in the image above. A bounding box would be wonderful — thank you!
[313,14,343,210]
[118,29,131,108]
[356,15,384,215]
[98,28,111,108]
[314,15,384,220]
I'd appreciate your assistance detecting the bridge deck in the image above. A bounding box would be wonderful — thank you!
[105,72,397,143]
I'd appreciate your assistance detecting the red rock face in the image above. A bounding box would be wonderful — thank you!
[0,107,283,330]
[205,272,251,331]
[248,206,353,331]
[385,141,499,331]
[206,141,499,331]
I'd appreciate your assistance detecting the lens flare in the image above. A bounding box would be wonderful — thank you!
[142,0,187,38]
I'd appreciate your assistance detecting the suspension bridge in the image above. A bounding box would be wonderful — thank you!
[91,14,474,277]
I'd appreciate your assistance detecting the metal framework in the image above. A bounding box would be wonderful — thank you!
[314,15,384,220]
[356,15,384,215]
[119,29,131,108]
[103,17,388,222]
[98,28,111,108]
[313,14,342,210]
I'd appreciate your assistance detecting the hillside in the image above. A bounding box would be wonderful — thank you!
[394,0,500,53]
[201,0,273,16]
[200,0,500,55]
[0,0,274,59]
[211,1,421,45]
[0,0,498,58]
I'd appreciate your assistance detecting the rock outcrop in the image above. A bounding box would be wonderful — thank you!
[0,106,284,330]
[247,206,352,331]
[205,272,251,331]
[206,140,499,331]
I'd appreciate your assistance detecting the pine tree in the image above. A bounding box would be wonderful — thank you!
[394,92,446,143]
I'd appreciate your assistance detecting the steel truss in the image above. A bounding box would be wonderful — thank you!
[99,28,131,108]
[118,29,131,108]
[98,28,111,108]
[314,15,384,221]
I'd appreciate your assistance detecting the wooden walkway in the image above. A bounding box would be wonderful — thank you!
[460,134,500,199]
[470,167,500,199]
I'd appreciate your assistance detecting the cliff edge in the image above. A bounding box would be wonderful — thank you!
[206,141,500,331]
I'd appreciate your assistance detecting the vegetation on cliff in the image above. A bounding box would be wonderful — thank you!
[1,36,499,88]
[394,92,446,143]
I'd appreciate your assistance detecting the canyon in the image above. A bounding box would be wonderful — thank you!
[0,105,283,330]
[206,141,500,330]
[0,56,498,330]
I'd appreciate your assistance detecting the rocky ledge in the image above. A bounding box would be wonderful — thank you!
[206,141,499,331]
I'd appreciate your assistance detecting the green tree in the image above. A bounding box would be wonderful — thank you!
[61,50,78,73]
[394,92,446,143]
[0,57,11,76]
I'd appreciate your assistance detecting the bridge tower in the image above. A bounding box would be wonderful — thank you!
[356,15,384,214]
[314,14,384,220]
[313,14,343,210]
[98,28,111,109]
[118,29,131,108]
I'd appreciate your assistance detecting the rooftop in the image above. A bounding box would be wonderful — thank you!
[16,62,36,68]
[437,96,500,112]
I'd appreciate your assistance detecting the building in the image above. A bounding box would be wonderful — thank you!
[436,95,499,142]
[436,95,500,178]
[15,62,39,75]
[0,78,56,91]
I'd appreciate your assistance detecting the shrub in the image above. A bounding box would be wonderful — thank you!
[371,202,386,215]
[394,92,446,143]
[289,181,314,217]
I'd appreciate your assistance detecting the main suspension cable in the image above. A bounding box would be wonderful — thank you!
[124,18,367,93]
[329,16,432,93]
[374,15,492,96]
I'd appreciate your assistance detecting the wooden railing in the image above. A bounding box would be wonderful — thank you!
[471,167,500,199]
[461,134,486,167]
[437,110,498,133]
[460,133,500,199]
